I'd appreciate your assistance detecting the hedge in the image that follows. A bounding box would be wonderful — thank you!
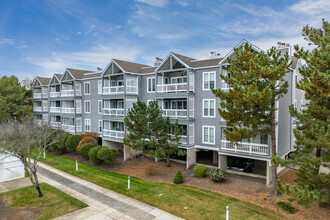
[88,146,102,165]
[65,135,81,153]
[97,146,118,166]
[193,164,208,178]
[79,143,95,159]
[76,136,97,152]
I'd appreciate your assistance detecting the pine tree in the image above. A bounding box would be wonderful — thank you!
[212,43,291,195]
[274,19,330,207]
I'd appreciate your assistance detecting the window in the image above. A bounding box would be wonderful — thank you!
[84,82,90,95]
[203,126,215,144]
[98,120,102,133]
[203,72,215,90]
[98,80,102,94]
[85,100,91,113]
[171,76,187,84]
[98,100,102,114]
[203,99,215,117]
[147,77,156,92]
[85,119,91,131]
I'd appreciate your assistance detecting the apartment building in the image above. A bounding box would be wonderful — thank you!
[33,40,304,185]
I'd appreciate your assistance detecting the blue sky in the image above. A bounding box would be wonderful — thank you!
[0,0,329,80]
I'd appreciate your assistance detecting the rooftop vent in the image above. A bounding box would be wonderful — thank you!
[210,51,221,58]
[154,57,163,67]
[97,67,102,71]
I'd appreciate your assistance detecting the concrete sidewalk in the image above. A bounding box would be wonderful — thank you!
[37,162,183,220]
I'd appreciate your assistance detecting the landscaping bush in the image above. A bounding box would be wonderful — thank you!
[97,146,119,166]
[76,136,97,152]
[79,143,95,159]
[210,168,226,182]
[49,131,70,155]
[79,132,99,140]
[173,170,183,184]
[277,202,297,214]
[193,164,208,178]
[65,135,81,153]
[88,146,102,165]
[144,163,160,176]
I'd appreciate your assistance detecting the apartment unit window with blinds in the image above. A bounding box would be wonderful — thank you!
[203,126,215,144]
[203,72,215,90]
[147,77,156,92]
[203,99,215,117]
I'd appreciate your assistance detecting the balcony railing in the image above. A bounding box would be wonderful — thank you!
[220,140,268,156]
[33,107,42,112]
[42,93,48,98]
[50,121,61,128]
[50,92,60,98]
[103,108,124,117]
[61,124,75,133]
[157,83,189,93]
[61,107,74,114]
[50,107,61,113]
[42,106,48,112]
[163,109,188,118]
[103,129,124,139]
[61,89,74,97]
[33,93,42,98]
[103,86,138,95]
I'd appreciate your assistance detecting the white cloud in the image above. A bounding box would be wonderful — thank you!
[135,0,168,7]
[0,38,14,46]
[289,0,330,15]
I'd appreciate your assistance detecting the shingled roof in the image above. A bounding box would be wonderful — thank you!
[82,72,102,79]
[37,76,51,86]
[67,68,94,79]
[54,73,62,80]
[113,59,153,74]
[171,52,223,68]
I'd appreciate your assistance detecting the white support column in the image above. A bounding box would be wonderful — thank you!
[213,151,218,164]
[266,160,273,186]
[218,154,227,170]
[186,147,196,169]
[123,145,142,161]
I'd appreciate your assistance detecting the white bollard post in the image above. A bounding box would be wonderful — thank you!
[128,176,130,190]
[76,160,78,171]
[226,206,229,220]
[43,150,46,159]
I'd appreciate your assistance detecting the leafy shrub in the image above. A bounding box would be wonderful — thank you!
[277,202,297,214]
[210,168,226,182]
[144,163,160,176]
[173,170,183,184]
[193,164,208,178]
[97,146,119,166]
[76,136,97,152]
[79,143,95,159]
[49,131,70,155]
[65,135,81,153]
[79,132,99,140]
[88,146,102,165]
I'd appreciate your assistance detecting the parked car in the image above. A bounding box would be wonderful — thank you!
[227,156,254,173]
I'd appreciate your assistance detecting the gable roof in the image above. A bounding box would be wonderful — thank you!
[54,73,62,80]
[66,68,94,79]
[171,53,196,66]
[190,57,223,68]
[37,76,51,86]
[82,72,102,79]
[113,59,152,73]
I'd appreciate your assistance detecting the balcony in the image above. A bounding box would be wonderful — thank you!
[50,107,61,113]
[50,121,61,129]
[42,93,48,98]
[42,106,48,112]
[103,86,138,95]
[61,124,75,133]
[61,89,74,97]
[50,92,60,98]
[103,108,124,117]
[103,129,124,139]
[220,140,269,156]
[61,107,74,114]
[33,106,42,112]
[157,83,189,93]
[163,109,188,118]
[33,93,42,99]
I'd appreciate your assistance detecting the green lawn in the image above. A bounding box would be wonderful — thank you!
[0,182,87,220]
[39,153,288,220]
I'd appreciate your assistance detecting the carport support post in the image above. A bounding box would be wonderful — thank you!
[218,154,227,170]
[186,147,196,169]
[266,160,273,186]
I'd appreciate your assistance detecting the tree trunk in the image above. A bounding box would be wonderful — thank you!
[271,101,279,196]
[166,154,171,167]
[24,159,43,197]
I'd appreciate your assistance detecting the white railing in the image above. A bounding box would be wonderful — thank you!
[157,83,188,93]
[76,125,82,133]
[50,121,61,128]
[76,90,81,96]
[61,89,74,97]
[103,129,124,139]
[50,92,60,98]
[76,108,81,114]
[33,107,42,112]
[42,106,48,112]
[126,86,138,94]
[221,140,268,155]
[33,93,42,98]
[103,108,124,117]
[61,107,74,114]
[61,124,75,133]
[34,119,42,126]
[42,93,48,98]
[50,107,61,113]
[170,135,188,144]
[163,109,188,118]
[103,86,138,95]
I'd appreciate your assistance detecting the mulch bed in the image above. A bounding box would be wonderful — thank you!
[52,152,330,220]
[0,197,43,220]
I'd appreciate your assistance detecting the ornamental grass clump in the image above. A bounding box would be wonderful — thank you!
[210,168,226,182]
[193,164,208,178]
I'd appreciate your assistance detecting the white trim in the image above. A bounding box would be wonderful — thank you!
[98,120,103,133]
[155,53,190,72]
[202,126,215,145]
[98,100,102,114]
[84,100,91,113]
[85,119,91,132]
[59,69,75,81]
[202,71,216,90]
[98,80,102,94]
[84,82,90,95]
[147,77,156,93]
[202,99,216,118]
[101,59,126,76]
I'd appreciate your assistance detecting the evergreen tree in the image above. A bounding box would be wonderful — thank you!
[124,99,184,166]
[0,75,31,121]
[274,19,330,207]
[212,43,291,195]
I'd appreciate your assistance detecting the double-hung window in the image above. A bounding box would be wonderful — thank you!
[147,77,156,93]
[85,100,91,113]
[203,99,215,117]
[98,120,103,133]
[203,126,215,144]
[203,72,215,90]
[85,119,91,132]
[98,80,102,94]
[84,82,90,95]
[98,100,102,114]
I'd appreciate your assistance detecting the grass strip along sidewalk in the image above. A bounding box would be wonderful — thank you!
[39,153,288,220]
[0,183,87,220]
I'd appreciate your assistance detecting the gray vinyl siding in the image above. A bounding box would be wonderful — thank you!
[140,74,157,103]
